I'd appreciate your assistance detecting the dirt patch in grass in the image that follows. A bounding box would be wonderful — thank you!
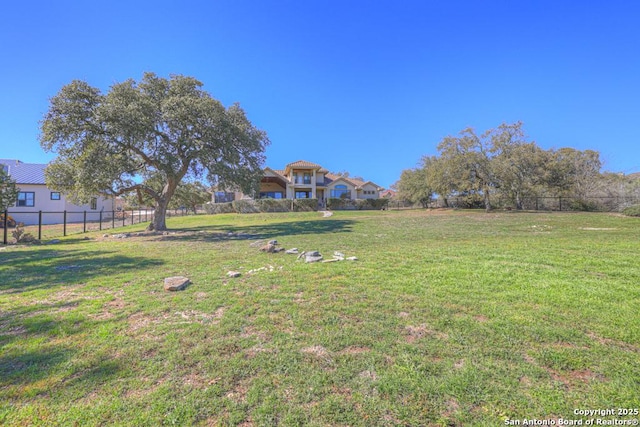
[301,345,330,358]
[239,326,270,341]
[404,324,448,343]
[105,298,126,309]
[194,292,208,300]
[124,378,167,399]
[443,398,460,417]
[587,332,640,353]
[358,370,377,381]
[522,352,605,388]
[338,346,371,355]
[225,380,250,403]
[127,307,225,336]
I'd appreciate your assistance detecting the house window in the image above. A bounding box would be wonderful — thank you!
[303,173,311,184]
[17,192,35,207]
[260,192,284,199]
[295,191,311,199]
[214,192,235,203]
[90,198,97,210]
[330,185,350,199]
[51,192,61,200]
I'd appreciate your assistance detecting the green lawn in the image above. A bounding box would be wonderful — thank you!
[1,209,639,426]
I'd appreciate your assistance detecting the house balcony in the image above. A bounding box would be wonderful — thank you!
[293,177,313,185]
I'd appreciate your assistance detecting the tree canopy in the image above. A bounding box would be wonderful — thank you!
[395,122,608,210]
[40,73,269,230]
[0,167,18,212]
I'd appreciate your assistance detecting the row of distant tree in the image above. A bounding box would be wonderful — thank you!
[393,122,640,210]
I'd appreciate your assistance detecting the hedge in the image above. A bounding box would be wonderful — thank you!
[204,202,235,214]
[256,199,291,212]
[206,198,387,214]
[232,200,261,213]
[327,198,389,210]
[622,205,640,217]
[293,198,318,212]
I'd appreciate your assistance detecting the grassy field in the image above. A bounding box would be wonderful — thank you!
[1,209,639,426]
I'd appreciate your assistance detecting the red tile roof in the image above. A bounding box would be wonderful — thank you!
[286,160,322,169]
[266,161,382,190]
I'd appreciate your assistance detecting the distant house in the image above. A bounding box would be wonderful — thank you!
[213,160,384,207]
[380,189,396,199]
[1,159,114,225]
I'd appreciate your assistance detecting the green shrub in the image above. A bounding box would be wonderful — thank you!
[622,205,640,217]
[204,202,235,214]
[256,198,291,212]
[569,199,600,212]
[293,198,318,212]
[362,198,389,210]
[232,200,260,213]
[327,198,357,210]
[327,198,389,210]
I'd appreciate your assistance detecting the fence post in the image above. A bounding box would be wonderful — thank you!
[112,211,115,229]
[559,197,562,211]
[83,211,87,233]
[3,210,7,245]
[63,210,67,236]
[99,210,103,230]
[145,209,147,222]
[122,211,126,227]
[535,198,538,211]
[131,209,134,225]
[38,211,42,240]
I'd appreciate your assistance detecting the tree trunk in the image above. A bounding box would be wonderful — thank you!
[483,186,492,212]
[150,198,169,231]
[149,180,178,231]
[515,192,523,210]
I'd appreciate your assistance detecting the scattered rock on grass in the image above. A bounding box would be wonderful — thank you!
[226,271,241,278]
[305,251,323,263]
[285,248,299,254]
[260,243,277,253]
[164,276,190,291]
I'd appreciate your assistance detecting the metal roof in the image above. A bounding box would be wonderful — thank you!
[0,159,47,184]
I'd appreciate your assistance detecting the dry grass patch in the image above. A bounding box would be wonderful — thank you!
[404,324,448,343]
[338,346,371,355]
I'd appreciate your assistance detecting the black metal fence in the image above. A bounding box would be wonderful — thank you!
[1,208,197,245]
[444,196,640,211]
[388,196,640,212]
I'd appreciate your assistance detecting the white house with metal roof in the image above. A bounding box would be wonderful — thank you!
[1,159,114,225]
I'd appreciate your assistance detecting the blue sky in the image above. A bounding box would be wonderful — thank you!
[1,0,638,188]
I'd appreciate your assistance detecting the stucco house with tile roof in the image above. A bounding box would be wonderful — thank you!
[1,159,114,225]
[213,160,384,207]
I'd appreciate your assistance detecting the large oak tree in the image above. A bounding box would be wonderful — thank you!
[40,73,269,230]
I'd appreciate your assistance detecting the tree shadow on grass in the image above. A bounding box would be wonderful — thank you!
[156,219,355,243]
[0,304,122,395]
[0,248,164,294]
